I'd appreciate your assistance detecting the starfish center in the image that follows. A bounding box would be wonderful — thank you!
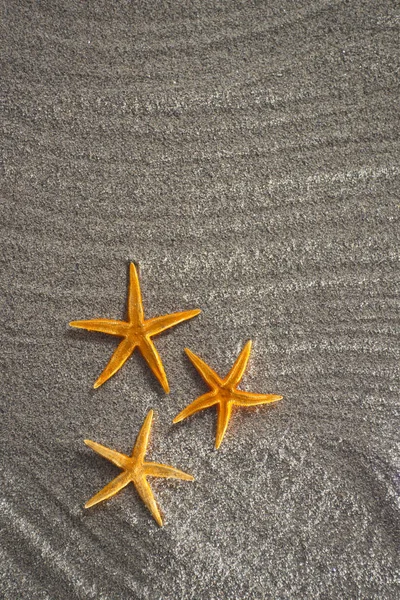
[129,461,143,479]
[219,387,233,402]
[126,323,144,340]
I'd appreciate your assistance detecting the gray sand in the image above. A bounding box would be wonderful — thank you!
[1,1,399,599]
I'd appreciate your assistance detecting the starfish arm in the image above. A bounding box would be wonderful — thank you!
[84,440,131,470]
[138,337,170,393]
[145,309,201,336]
[93,337,136,389]
[224,340,253,387]
[233,391,283,407]
[69,319,129,337]
[144,462,194,481]
[127,262,144,325]
[131,409,154,463]
[134,475,163,526]
[185,348,222,390]
[173,392,219,424]
[215,401,233,449]
[84,471,132,508]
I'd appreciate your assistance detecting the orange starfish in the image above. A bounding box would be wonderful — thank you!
[173,341,282,448]
[84,410,194,526]
[70,263,200,391]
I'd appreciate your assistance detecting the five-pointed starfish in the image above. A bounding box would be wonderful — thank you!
[70,263,201,391]
[84,409,194,526]
[173,340,282,448]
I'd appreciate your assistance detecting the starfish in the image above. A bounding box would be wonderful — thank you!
[84,409,194,526]
[173,340,282,448]
[70,262,201,391]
